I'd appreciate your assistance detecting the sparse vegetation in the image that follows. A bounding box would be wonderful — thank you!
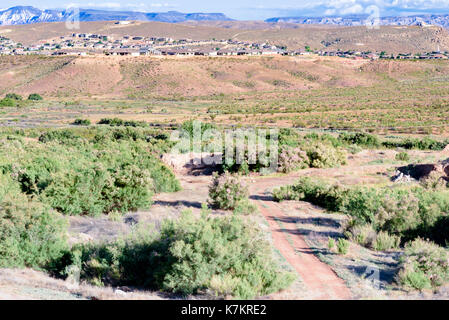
[395,152,410,162]
[397,238,449,290]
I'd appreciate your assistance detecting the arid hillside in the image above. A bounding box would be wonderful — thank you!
[0,55,365,98]
[0,21,448,53]
[1,54,449,100]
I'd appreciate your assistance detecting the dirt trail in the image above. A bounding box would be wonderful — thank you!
[249,179,352,300]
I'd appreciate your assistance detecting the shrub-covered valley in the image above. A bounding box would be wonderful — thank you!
[1,54,449,300]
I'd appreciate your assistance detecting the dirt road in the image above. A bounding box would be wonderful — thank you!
[248,177,352,300]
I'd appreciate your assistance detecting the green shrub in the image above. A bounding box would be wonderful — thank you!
[397,238,449,290]
[375,192,421,235]
[72,118,91,126]
[5,93,22,100]
[54,211,295,299]
[383,137,447,151]
[0,98,16,107]
[233,199,258,215]
[346,223,377,248]
[273,177,347,212]
[1,128,180,216]
[0,174,67,268]
[306,143,347,168]
[38,129,82,144]
[43,164,154,216]
[278,146,308,173]
[180,120,217,136]
[337,238,349,255]
[373,231,401,251]
[328,237,335,251]
[339,132,380,148]
[340,187,382,225]
[420,171,448,190]
[98,118,147,127]
[304,133,344,148]
[28,93,43,101]
[209,172,249,210]
[395,152,410,162]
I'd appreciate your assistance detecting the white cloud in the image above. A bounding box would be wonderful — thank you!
[340,4,364,14]
[86,2,122,9]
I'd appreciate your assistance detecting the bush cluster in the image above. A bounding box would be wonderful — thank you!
[0,128,180,216]
[274,178,449,247]
[339,132,380,148]
[278,146,309,173]
[52,211,295,299]
[72,118,91,126]
[382,136,448,151]
[397,238,449,290]
[306,143,347,168]
[208,172,250,211]
[0,174,67,268]
[98,118,148,127]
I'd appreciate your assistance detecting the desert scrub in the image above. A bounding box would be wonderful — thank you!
[420,171,448,190]
[373,231,401,251]
[395,152,410,162]
[72,118,91,126]
[278,146,308,173]
[209,172,249,210]
[28,93,43,101]
[0,127,180,216]
[0,98,17,107]
[382,136,448,151]
[337,238,349,255]
[397,238,449,290]
[328,237,335,251]
[5,93,23,101]
[345,224,377,248]
[53,210,295,299]
[0,174,67,268]
[273,177,347,212]
[306,143,347,168]
[338,132,380,148]
[273,178,449,247]
[98,118,148,127]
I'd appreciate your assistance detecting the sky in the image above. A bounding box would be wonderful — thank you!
[2,0,449,20]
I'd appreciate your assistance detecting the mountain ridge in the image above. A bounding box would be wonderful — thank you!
[0,6,232,25]
[265,14,449,28]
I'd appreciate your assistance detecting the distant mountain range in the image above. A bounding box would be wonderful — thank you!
[0,6,232,25]
[2,6,449,29]
[265,14,449,28]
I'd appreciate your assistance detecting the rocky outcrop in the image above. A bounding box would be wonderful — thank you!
[394,158,449,183]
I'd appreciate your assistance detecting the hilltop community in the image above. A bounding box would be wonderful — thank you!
[1,22,448,61]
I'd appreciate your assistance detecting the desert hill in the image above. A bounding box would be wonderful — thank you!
[1,21,448,54]
[1,54,448,99]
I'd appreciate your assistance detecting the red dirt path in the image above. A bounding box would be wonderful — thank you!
[251,182,352,300]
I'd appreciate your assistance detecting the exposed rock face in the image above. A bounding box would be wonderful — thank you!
[395,158,449,183]
[161,152,222,175]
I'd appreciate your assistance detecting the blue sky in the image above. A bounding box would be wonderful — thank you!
[2,0,449,20]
